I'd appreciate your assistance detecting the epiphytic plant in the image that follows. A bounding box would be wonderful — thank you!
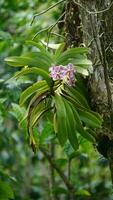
[5,42,102,152]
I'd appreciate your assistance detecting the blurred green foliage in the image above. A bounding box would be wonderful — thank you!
[0,0,113,199]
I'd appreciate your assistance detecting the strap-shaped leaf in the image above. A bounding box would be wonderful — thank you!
[5,52,53,70]
[62,88,102,123]
[28,104,51,153]
[13,67,53,87]
[75,66,89,76]
[54,43,65,59]
[56,47,89,65]
[29,99,52,129]
[57,58,92,69]
[63,98,79,150]
[41,40,62,50]
[19,80,48,106]
[61,89,102,131]
[71,106,96,143]
[72,59,92,68]
[25,40,46,52]
[27,90,49,122]
[61,89,85,110]
[27,87,49,115]
[27,91,50,151]
[65,85,89,108]
[78,109,102,128]
[85,128,97,138]
[54,93,68,146]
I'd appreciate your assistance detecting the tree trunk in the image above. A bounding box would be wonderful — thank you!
[65,0,113,185]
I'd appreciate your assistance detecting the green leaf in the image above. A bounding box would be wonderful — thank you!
[27,90,50,128]
[56,47,89,65]
[63,99,79,150]
[27,90,51,151]
[19,80,48,106]
[65,85,89,108]
[75,66,89,76]
[85,128,97,138]
[73,59,92,68]
[31,127,39,151]
[29,107,51,152]
[62,91,96,143]
[25,40,46,52]
[13,67,53,87]
[61,89,85,110]
[27,86,49,112]
[54,93,68,146]
[62,88,102,127]
[41,40,62,49]
[71,106,95,143]
[79,109,102,128]
[5,52,53,70]
[0,180,14,199]
[30,102,51,129]
[55,43,65,59]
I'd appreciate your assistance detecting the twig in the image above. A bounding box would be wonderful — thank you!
[40,146,75,193]
[31,0,65,25]
[73,0,113,15]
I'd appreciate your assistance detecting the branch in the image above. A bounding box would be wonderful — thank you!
[31,0,65,25]
[40,146,75,193]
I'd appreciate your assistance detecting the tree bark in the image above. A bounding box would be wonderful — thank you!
[65,0,113,185]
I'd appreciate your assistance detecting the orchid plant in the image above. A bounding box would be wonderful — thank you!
[5,42,102,152]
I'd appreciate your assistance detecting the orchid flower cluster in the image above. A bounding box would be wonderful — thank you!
[49,63,75,86]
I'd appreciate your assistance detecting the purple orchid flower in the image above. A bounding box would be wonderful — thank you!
[49,63,75,86]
